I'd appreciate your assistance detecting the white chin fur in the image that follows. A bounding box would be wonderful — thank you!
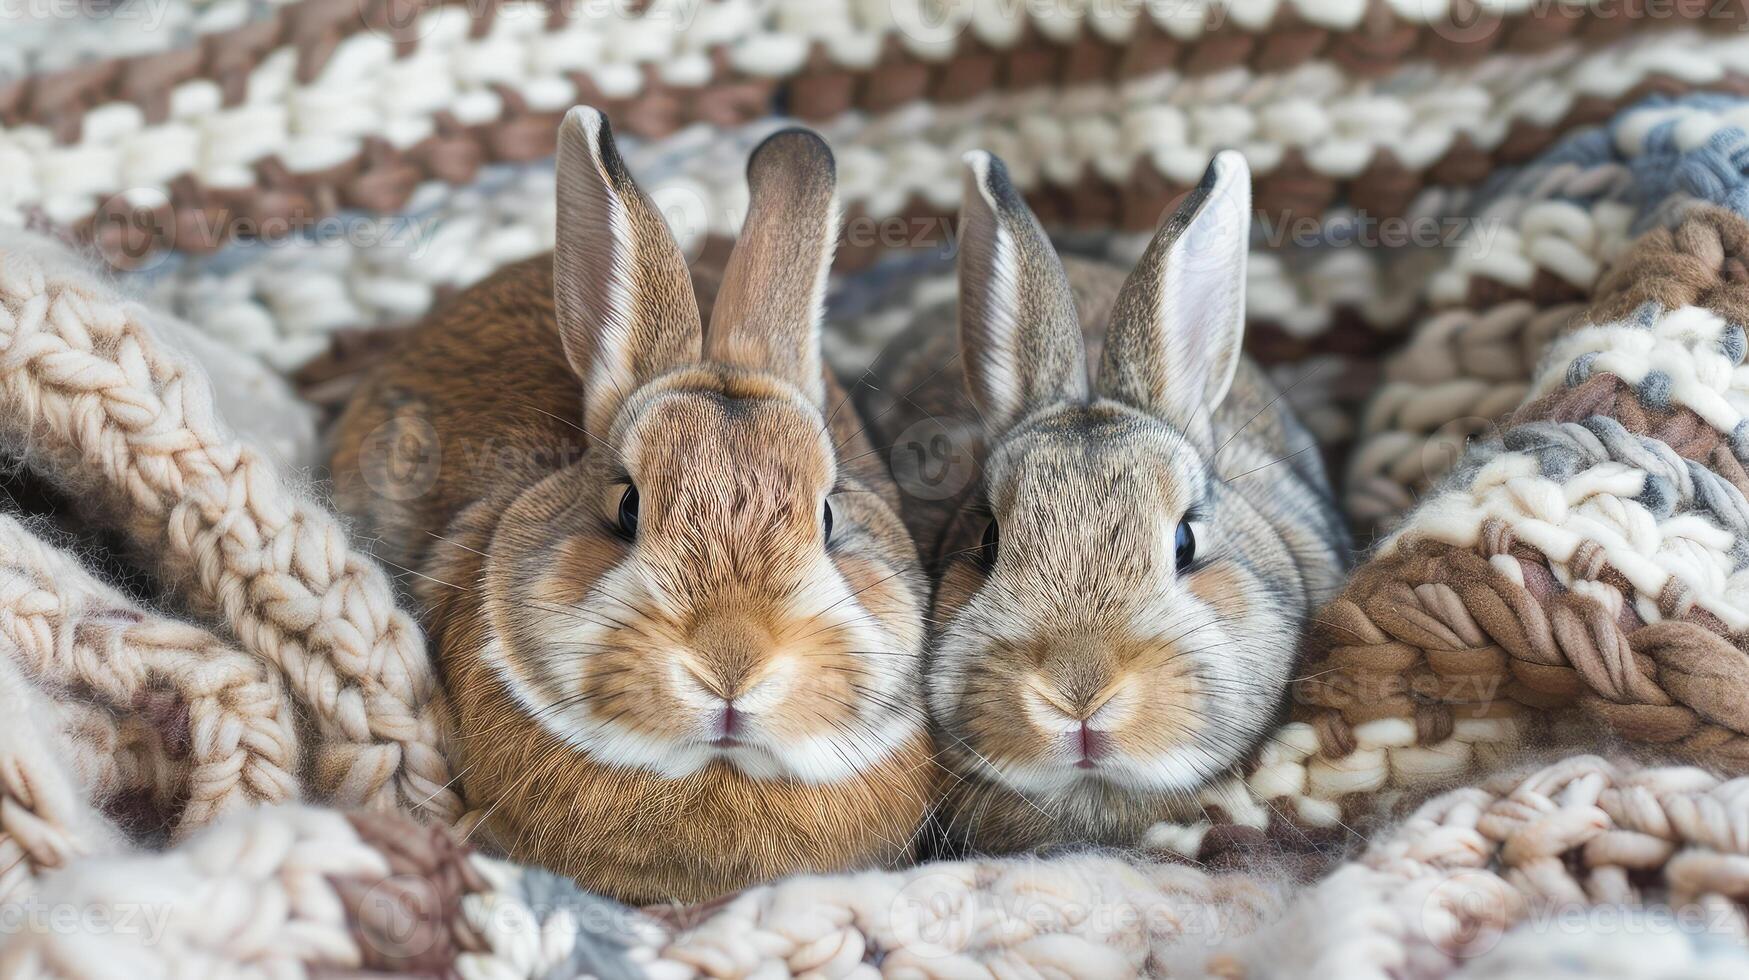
[543,682,924,784]
[984,742,1235,797]
[490,555,924,784]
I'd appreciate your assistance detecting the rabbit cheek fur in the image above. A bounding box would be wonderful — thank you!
[330,112,935,904]
[890,151,1349,854]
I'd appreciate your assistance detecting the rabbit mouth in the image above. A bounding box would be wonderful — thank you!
[699,728,775,758]
[701,725,758,752]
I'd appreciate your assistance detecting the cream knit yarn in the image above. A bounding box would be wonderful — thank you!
[0,233,458,831]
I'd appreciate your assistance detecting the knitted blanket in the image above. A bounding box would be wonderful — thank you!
[10,3,1749,978]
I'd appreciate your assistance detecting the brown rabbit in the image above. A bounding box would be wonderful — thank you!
[330,109,935,904]
[859,150,1350,854]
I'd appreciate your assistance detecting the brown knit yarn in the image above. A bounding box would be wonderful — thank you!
[28,0,1749,264]
[336,810,494,974]
[1302,206,1749,770]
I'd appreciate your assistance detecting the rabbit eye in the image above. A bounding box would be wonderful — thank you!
[1174,520,1195,570]
[978,518,999,570]
[823,500,835,545]
[617,485,640,539]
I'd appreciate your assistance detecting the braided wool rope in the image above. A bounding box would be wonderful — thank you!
[653,854,1288,979]
[0,654,124,907]
[0,802,654,977]
[1204,755,1749,979]
[0,806,397,975]
[0,513,301,845]
[0,235,459,822]
[13,755,1749,978]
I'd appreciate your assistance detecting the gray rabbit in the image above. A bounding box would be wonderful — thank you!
[858,150,1351,853]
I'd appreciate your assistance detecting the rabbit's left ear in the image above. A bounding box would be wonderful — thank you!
[553,107,703,438]
[1096,150,1250,427]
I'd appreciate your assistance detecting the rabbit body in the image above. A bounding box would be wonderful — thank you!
[859,153,1350,854]
[331,114,934,903]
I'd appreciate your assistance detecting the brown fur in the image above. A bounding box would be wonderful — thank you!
[330,113,934,902]
[434,533,935,905]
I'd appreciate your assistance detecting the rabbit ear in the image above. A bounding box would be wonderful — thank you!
[956,150,1086,435]
[1096,150,1250,430]
[554,107,702,438]
[705,128,838,406]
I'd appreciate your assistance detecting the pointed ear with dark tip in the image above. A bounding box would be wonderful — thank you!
[554,106,702,438]
[1096,149,1250,432]
[956,150,1086,436]
[704,128,838,406]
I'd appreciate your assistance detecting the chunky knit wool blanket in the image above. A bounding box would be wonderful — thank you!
[11,2,1749,977]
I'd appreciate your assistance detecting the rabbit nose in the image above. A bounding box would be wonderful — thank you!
[1026,668,1133,765]
[1073,722,1113,768]
[711,700,743,746]
[1073,686,1120,721]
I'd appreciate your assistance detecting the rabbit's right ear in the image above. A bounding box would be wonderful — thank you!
[1095,150,1250,434]
[956,151,1086,435]
[705,128,838,407]
[554,107,702,439]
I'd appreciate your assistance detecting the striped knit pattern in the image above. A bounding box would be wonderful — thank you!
[12,755,1749,978]
[1351,93,1749,533]
[1298,193,1749,825]
[5,0,1749,370]
[8,6,1749,978]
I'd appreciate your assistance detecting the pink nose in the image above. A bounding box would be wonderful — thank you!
[711,701,742,746]
[1074,722,1112,768]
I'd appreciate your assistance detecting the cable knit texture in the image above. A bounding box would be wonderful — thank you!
[12,5,1749,977]
[0,233,458,834]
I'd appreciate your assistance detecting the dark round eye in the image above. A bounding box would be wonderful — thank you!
[978,518,999,570]
[617,485,639,539]
[823,500,835,545]
[1174,520,1196,570]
